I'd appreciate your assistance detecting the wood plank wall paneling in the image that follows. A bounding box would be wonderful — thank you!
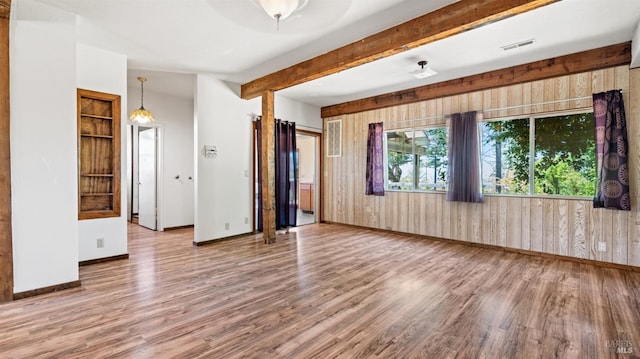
[0,6,12,302]
[323,66,640,267]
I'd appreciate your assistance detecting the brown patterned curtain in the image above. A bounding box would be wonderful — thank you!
[365,122,384,196]
[593,90,630,210]
[446,111,483,203]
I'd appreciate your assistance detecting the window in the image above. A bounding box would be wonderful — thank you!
[481,112,595,197]
[417,128,448,191]
[534,113,595,196]
[385,128,448,191]
[382,111,594,197]
[385,130,415,190]
[481,118,530,194]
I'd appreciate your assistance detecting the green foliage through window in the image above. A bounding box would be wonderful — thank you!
[481,112,595,197]
[384,112,594,197]
[534,114,596,196]
[482,118,530,194]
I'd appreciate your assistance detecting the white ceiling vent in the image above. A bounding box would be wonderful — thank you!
[500,39,535,51]
[326,119,342,157]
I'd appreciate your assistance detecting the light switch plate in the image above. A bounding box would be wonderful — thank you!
[204,145,217,158]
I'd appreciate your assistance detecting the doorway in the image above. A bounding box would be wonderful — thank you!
[128,124,162,231]
[252,124,322,231]
[296,131,320,226]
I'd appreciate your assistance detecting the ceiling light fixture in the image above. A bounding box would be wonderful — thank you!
[129,77,155,124]
[255,0,307,29]
[413,60,437,79]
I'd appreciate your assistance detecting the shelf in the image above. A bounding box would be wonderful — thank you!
[81,113,113,120]
[81,134,114,139]
[78,88,121,220]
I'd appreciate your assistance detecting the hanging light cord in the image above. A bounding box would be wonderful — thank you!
[139,77,146,109]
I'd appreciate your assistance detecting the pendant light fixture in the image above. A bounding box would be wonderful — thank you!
[129,77,155,124]
[255,0,307,29]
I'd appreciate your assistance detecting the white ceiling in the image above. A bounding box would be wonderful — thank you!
[33,0,640,107]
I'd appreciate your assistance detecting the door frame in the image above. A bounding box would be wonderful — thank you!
[0,1,12,302]
[296,129,323,223]
[128,123,164,231]
[251,123,323,231]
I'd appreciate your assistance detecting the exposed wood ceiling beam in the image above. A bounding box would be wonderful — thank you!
[241,0,559,100]
[321,42,632,118]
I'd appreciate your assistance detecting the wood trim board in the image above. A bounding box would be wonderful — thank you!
[13,280,81,300]
[79,254,129,267]
[0,2,11,303]
[321,42,632,117]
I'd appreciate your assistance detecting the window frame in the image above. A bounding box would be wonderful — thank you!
[381,109,595,200]
[480,108,595,200]
[383,125,449,193]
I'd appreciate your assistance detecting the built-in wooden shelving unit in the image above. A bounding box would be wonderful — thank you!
[77,89,121,220]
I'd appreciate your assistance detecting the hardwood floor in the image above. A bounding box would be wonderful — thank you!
[1,223,639,358]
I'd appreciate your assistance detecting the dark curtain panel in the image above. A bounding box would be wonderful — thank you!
[592,90,630,210]
[255,118,263,231]
[275,119,298,228]
[446,111,483,203]
[365,122,385,196]
[255,117,298,231]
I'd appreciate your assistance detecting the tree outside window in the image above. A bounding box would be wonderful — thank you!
[481,112,595,197]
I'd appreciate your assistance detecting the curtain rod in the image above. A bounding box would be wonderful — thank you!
[388,92,626,126]
[482,95,592,114]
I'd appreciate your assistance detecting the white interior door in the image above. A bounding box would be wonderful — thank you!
[138,127,157,230]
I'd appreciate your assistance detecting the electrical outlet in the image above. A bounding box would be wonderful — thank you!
[598,241,606,252]
[225,223,230,230]
[244,217,249,224]
[97,238,104,248]
[244,170,249,177]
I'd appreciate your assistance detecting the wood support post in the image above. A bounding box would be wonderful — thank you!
[0,0,12,302]
[261,91,276,243]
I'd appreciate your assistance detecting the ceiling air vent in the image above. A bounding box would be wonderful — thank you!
[500,39,535,51]
[326,119,342,157]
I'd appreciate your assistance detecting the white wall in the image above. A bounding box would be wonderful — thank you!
[297,136,315,183]
[632,21,640,68]
[76,44,128,262]
[194,76,258,242]
[128,87,195,229]
[275,95,322,132]
[10,0,79,292]
[194,77,321,242]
